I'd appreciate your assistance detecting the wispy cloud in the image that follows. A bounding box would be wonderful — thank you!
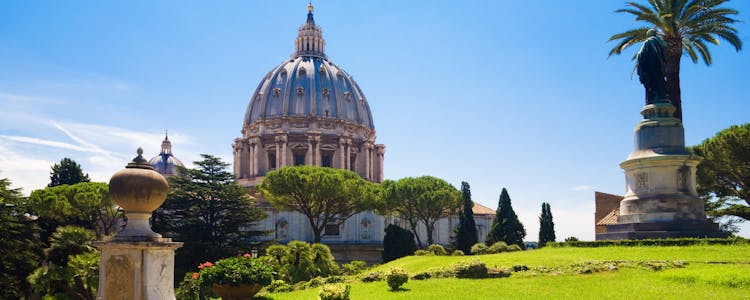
[571,185,594,192]
[0,92,62,105]
[0,134,97,153]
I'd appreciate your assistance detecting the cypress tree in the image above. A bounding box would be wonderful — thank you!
[538,202,556,247]
[486,188,526,249]
[453,181,478,254]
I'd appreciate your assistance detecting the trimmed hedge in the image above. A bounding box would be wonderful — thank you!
[548,237,747,248]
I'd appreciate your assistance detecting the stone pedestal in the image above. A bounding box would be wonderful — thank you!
[96,148,184,299]
[95,239,182,300]
[597,103,726,240]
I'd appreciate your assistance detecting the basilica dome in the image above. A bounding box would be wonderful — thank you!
[242,10,373,130]
[149,134,184,176]
[233,5,384,187]
[243,56,374,130]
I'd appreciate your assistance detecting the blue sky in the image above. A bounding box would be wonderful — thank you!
[1,1,748,240]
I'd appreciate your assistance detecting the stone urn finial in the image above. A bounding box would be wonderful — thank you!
[109,147,169,241]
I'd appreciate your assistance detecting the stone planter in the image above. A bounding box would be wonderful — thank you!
[211,283,263,300]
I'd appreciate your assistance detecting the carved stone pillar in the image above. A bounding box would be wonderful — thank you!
[364,143,373,180]
[375,144,385,182]
[274,134,287,169]
[338,137,347,169]
[307,132,321,166]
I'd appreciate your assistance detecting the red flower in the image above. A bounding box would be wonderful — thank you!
[243,253,251,258]
[198,261,214,269]
[192,272,199,279]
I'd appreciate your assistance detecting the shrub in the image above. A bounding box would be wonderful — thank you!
[414,249,432,256]
[470,243,489,255]
[488,267,512,278]
[512,265,529,272]
[361,272,382,283]
[427,244,448,256]
[489,242,509,253]
[385,267,409,291]
[548,237,748,248]
[451,250,465,256]
[324,276,345,284]
[312,243,340,277]
[266,280,292,293]
[341,260,367,275]
[318,284,351,300]
[175,272,214,300]
[507,244,523,252]
[454,260,489,278]
[564,236,580,242]
[411,271,432,280]
[383,224,417,262]
[199,255,274,287]
[306,277,325,288]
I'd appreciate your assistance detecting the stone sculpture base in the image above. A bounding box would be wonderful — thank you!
[95,239,183,300]
[597,220,725,240]
[596,102,726,240]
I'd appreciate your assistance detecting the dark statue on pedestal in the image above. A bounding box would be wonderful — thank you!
[636,29,668,105]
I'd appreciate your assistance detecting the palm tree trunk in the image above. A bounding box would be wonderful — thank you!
[665,38,683,121]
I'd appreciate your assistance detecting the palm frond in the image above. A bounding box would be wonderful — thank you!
[692,39,713,65]
[608,28,650,57]
[711,29,743,51]
[682,40,700,63]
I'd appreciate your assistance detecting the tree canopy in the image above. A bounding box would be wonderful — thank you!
[692,123,750,222]
[49,157,90,187]
[152,154,266,273]
[538,202,556,247]
[381,176,461,247]
[452,181,478,254]
[28,182,122,239]
[259,165,377,243]
[608,0,742,120]
[486,188,526,248]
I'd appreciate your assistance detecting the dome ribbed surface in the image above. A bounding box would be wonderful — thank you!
[243,56,374,129]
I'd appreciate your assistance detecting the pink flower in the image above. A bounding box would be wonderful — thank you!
[192,272,199,279]
[243,253,251,258]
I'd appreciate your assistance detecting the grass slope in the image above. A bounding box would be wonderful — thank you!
[267,245,750,300]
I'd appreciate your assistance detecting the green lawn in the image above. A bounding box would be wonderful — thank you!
[264,245,750,300]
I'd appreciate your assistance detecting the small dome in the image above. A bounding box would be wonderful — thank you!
[242,9,374,130]
[149,134,184,176]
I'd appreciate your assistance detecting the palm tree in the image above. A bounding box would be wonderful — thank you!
[609,0,742,121]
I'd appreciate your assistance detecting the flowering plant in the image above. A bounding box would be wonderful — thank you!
[198,254,274,287]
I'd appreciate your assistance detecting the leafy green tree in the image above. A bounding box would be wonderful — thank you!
[28,182,122,240]
[608,0,742,120]
[49,157,90,187]
[692,123,750,222]
[28,225,98,300]
[381,176,461,247]
[382,224,417,262]
[259,166,378,243]
[0,177,43,299]
[538,202,556,247]
[452,181,478,255]
[486,188,526,249]
[152,154,266,275]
